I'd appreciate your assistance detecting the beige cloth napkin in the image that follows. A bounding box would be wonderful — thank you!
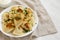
[0,0,57,40]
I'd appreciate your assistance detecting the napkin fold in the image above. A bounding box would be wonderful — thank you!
[0,0,57,40]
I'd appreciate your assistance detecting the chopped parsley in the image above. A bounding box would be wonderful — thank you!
[23,28,30,33]
[15,17,21,20]
[5,19,10,22]
[24,8,28,15]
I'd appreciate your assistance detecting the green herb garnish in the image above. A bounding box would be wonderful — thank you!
[24,8,28,15]
[15,17,21,20]
[22,27,30,33]
[5,19,10,22]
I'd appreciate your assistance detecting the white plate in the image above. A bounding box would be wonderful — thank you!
[0,5,39,37]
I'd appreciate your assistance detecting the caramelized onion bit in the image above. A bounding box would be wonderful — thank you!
[17,9,23,13]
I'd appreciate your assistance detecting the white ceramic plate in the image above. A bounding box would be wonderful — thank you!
[0,5,39,37]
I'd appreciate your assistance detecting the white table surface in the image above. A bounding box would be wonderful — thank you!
[35,0,60,40]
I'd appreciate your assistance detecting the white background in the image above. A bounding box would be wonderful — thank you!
[35,0,60,40]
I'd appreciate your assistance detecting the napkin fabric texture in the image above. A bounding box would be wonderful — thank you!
[0,0,57,40]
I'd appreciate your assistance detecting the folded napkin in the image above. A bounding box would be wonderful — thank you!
[0,0,57,40]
